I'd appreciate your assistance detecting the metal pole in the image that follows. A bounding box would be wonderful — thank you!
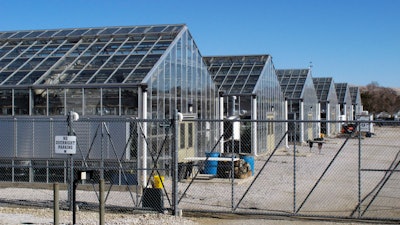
[69,154,74,211]
[231,153,234,211]
[72,180,77,225]
[293,117,297,214]
[53,182,59,225]
[68,111,74,211]
[99,179,105,225]
[172,110,179,216]
[357,122,362,218]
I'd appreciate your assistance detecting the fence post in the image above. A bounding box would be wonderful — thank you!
[357,121,362,218]
[293,118,297,214]
[99,179,105,225]
[68,112,74,211]
[53,182,59,225]
[172,110,180,216]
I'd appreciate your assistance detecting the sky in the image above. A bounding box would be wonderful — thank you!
[1,0,399,87]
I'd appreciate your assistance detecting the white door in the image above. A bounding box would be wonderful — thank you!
[178,121,195,162]
[267,113,275,152]
[307,113,313,140]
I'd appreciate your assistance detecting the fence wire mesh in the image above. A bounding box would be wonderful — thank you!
[0,117,399,222]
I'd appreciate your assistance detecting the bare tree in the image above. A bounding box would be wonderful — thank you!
[360,82,400,115]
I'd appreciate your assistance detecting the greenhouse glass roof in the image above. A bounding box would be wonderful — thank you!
[276,69,309,99]
[349,86,361,104]
[335,83,349,103]
[203,55,269,95]
[313,77,334,102]
[0,24,184,87]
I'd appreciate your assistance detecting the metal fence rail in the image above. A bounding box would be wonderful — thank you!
[0,116,399,222]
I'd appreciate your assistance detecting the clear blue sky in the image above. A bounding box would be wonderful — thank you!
[1,0,399,87]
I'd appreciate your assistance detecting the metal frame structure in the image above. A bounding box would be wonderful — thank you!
[313,77,340,136]
[204,55,286,155]
[335,83,353,121]
[276,69,319,143]
[0,24,220,189]
[349,86,363,118]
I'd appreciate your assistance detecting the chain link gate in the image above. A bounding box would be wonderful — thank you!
[177,119,400,223]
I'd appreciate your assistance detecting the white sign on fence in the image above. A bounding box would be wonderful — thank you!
[55,135,77,154]
[358,115,373,133]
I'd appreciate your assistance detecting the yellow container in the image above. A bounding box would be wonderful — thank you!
[153,175,164,189]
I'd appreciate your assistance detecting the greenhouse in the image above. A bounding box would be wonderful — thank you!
[349,86,363,118]
[0,24,219,185]
[0,24,217,120]
[313,77,340,136]
[335,83,353,121]
[204,55,285,155]
[276,69,319,143]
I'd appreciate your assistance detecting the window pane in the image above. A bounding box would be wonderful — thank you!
[14,90,29,115]
[188,123,193,148]
[84,88,101,115]
[103,88,119,115]
[66,88,82,115]
[33,89,47,115]
[121,88,138,116]
[180,123,185,149]
[49,89,65,115]
[0,89,12,115]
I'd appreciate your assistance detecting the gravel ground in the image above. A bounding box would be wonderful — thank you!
[0,206,378,224]
[0,206,197,224]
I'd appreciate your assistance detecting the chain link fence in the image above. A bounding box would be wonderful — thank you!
[0,117,399,222]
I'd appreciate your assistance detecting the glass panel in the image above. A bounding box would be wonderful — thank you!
[163,25,181,33]
[107,69,130,83]
[14,89,29,115]
[84,88,101,115]
[5,58,25,71]
[130,27,148,33]
[4,72,28,85]
[99,28,119,35]
[33,88,47,115]
[72,70,94,84]
[0,89,12,115]
[21,57,43,70]
[84,28,103,36]
[66,88,82,115]
[53,29,74,37]
[148,26,166,33]
[188,123,193,148]
[10,31,30,39]
[49,89,65,115]
[0,72,12,84]
[103,88,119,115]
[180,123,185,148]
[89,69,114,84]
[38,30,58,38]
[37,57,60,70]
[0,47,13,58]
[67,44,89,57]
[103,55,125,68]
[121,55,143,68]
[68,29,87,37]
[121,88,138,116]
[24,31,45,38]
[0,32,15,39]
[92,55,109,68]
[114,27,134,34]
